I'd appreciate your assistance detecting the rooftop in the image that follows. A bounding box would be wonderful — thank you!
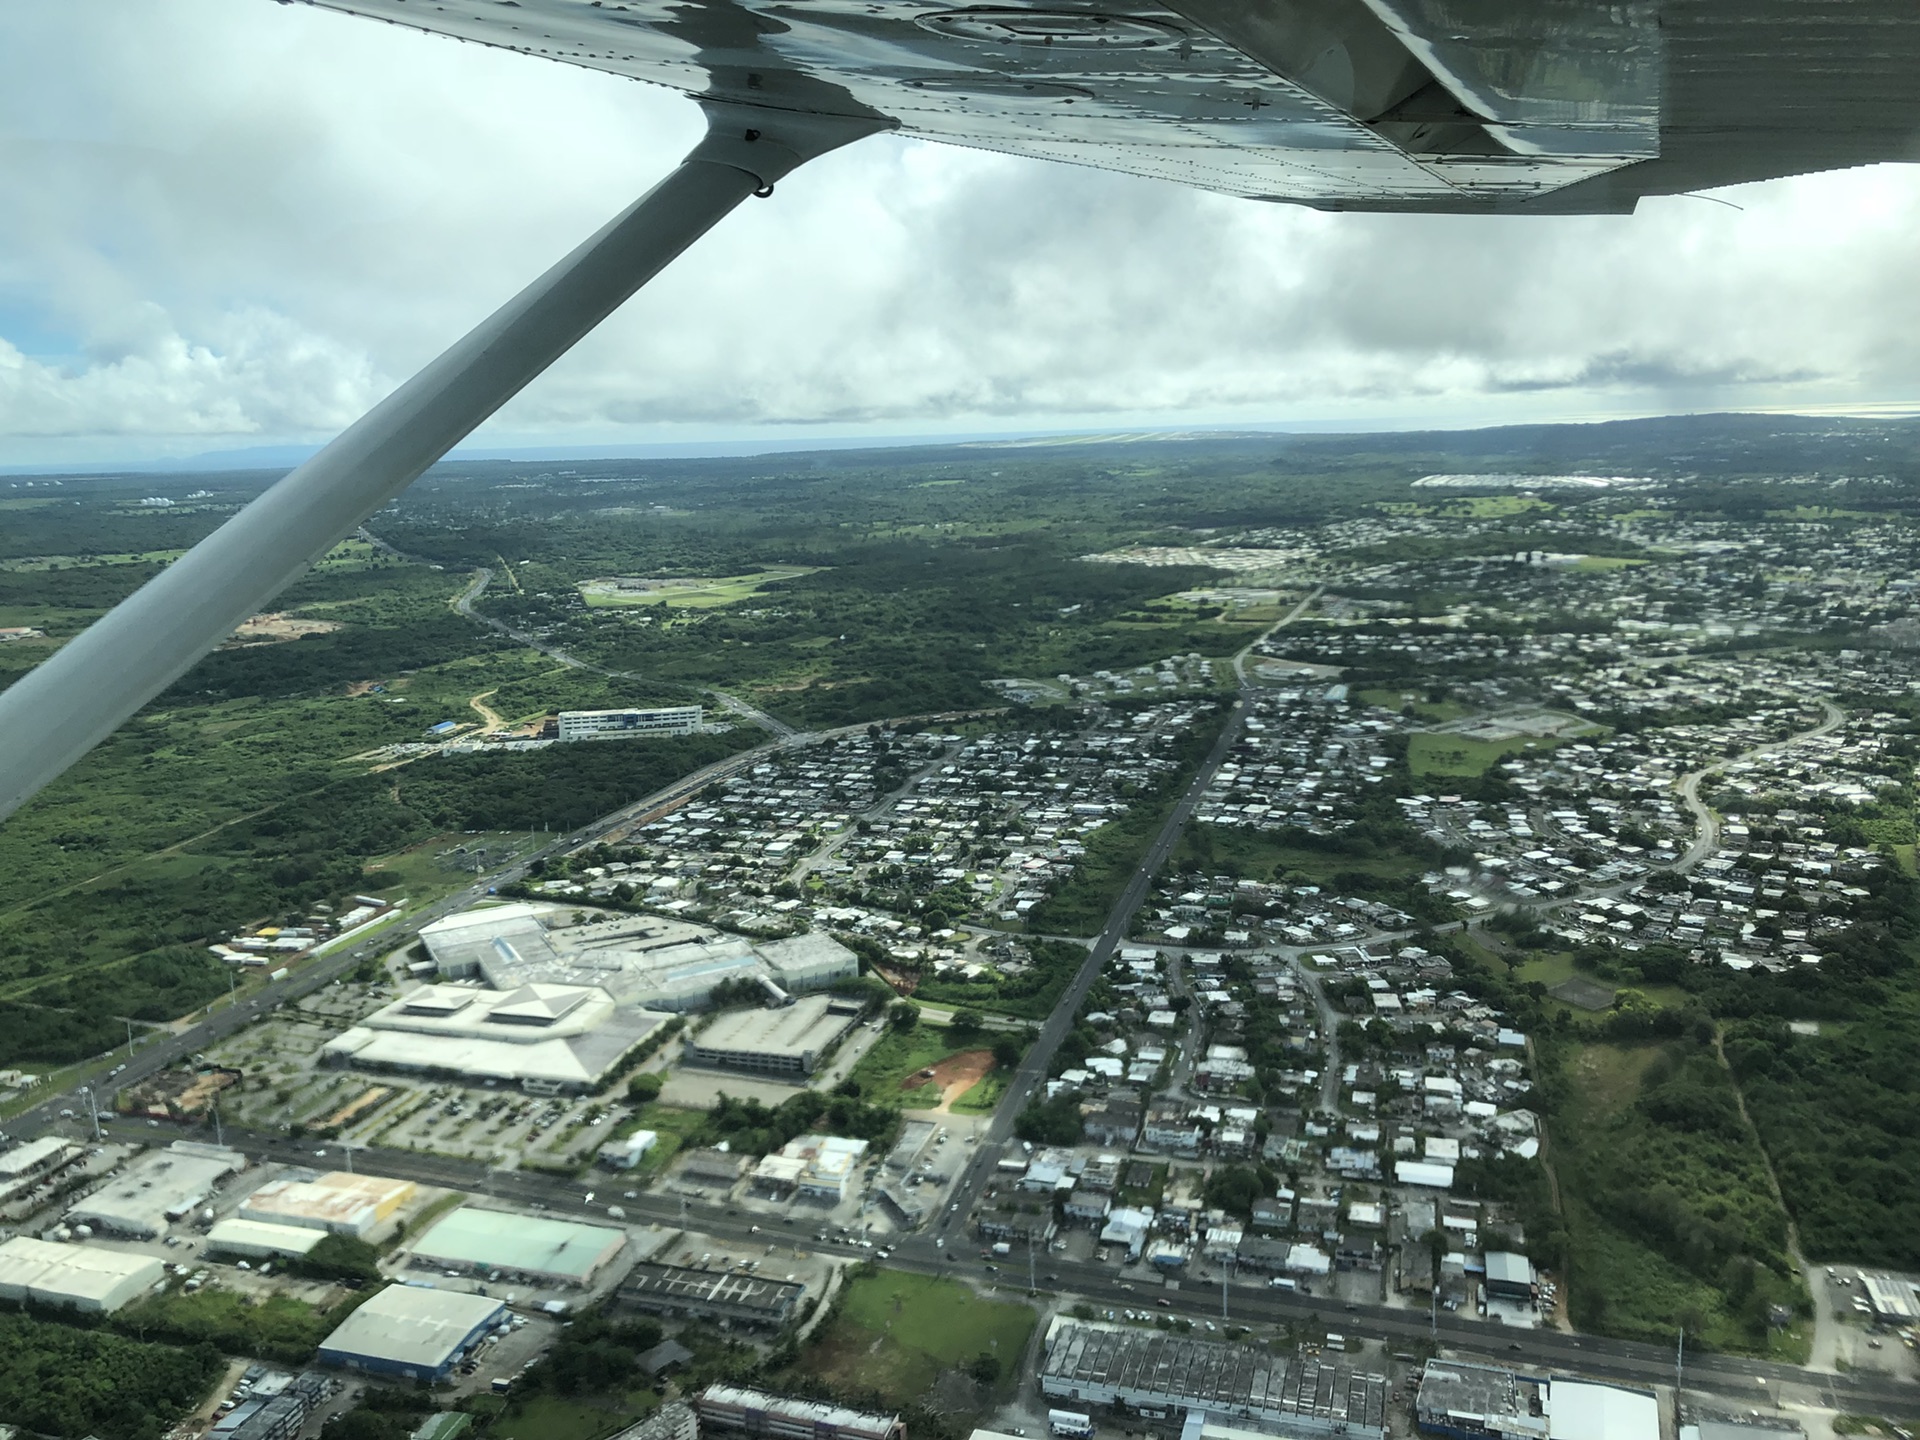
[410,1206,626,1280]
[320,1284,504,1370]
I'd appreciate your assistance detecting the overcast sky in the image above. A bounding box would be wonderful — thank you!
[3,2,1920,469]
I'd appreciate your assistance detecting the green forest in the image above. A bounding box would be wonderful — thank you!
[0,1312,223,1440]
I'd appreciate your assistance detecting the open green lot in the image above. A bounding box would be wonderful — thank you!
[614,1101,710,1173]
[494,1391,658,1440]
[1550,1039,1807,1357]
[1355,688,1473,722]
[846,1020,975,1109]
[794,1268,1037,1409]
[579,567,824,609]
[1409,728,1593,777]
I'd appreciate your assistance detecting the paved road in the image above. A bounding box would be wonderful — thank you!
[100,1114,1917,1418]
[1674,697,1845,870]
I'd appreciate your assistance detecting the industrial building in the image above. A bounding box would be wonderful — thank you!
[695,1386,903,1440]
[206,1219,329,1262]
[239,1172,416,1239]
[0,1136,78,1202]
[317,1284,507,1383]
[322,980,671,1092]
[685,996,862,1078]
[598,1130,657,1170]
[0,1235,166,1312]
[1860,1273,1918,1323]
[558,706,703,741]
[414,906,858,1015]
[66,1141,246,1239]
[208,1372,331,1440]
[619,1263,805,1329]
[749,1134,869,1201]
[1414,1360,1658,1440]
[1040,1321,1387,1438]
[408,1206,627,1288]
[1484,1252,1535,1303]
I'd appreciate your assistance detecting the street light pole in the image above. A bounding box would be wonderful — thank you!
[79,1085,101,1143]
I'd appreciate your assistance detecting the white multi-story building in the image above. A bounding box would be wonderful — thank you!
[557,706,702,741]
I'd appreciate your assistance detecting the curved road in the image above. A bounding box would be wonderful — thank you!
[1674,698,1845,871]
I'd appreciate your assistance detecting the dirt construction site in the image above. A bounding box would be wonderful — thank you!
[898,1049,994,1112]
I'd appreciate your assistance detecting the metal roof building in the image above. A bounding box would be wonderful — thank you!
[241,1172,416,1239]
[322,981,670,1093]
[66,1141,247,1238]
[696,1386,902,1440]
[1415,1360,1658,1440]
[317,1285,506,1383]
[683,995,861,1077]
[619,1263,805,1329]
[409,1206,627,1287]
[1040,1320,1386,1438]
[417,906,856,1014]
[0,1235,165,1312]
[207,1219,330,1261]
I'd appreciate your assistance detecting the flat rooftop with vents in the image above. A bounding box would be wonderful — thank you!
[408,1205,627,1287]
[619,1262,805,1328]
[683,994,862,1077]
[1040,1320,1386,1438]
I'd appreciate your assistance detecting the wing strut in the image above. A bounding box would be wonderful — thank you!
[0,103,887,823]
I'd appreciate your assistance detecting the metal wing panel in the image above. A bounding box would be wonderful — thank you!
[292,0,1666,207]
[289,0,1920,210]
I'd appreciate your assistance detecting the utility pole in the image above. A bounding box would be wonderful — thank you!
[79,1086,101,1143]
[211,1091,224,1149]
[1028,1232,1037,1293]
[1675,1327,1685,1426]
[125,1018,136,1058]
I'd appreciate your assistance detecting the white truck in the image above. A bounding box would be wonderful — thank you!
[1048,1411,1093,1438]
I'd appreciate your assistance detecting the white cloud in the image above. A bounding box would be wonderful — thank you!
[1,1,1918,464]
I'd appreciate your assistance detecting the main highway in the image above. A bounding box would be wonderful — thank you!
[81,1111,1919,1420]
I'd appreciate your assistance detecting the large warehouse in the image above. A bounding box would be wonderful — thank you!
[1415,1360,1658,1440]
[318,1284,506,1383]
[0,1235,165,1312]
[684,996,862,1078]
[620,1263,806,1329]
[240,1172,416,1239]
[322,981,670,1093]
[415,906,858,1013]
[1040,1321,1386,1438]
[696,1386,902,1440]
[408,1206,627,1288]
[66,1141,247,1238]
[206,1219,329,1262]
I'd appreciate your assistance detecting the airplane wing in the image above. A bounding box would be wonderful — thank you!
[3,0,1916,819]
[293,0,1920,213]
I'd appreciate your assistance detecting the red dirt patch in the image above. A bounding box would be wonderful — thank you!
[899,1049,995,1112]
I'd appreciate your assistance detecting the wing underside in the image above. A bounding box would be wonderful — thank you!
[293,0,1920,213]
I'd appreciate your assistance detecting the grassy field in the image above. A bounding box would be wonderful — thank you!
[614,1102,710,1173]
[798,1268,1037,1408]
[847,1021,976,1110]
[1354,688,1473,722]
[1409,730,1585,777]
[578,567,823,609]
[950,1068,1010,1114]
[1552,1041,1806,1356]
[494,1391,658,1440]
[1174,823,1431,890]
